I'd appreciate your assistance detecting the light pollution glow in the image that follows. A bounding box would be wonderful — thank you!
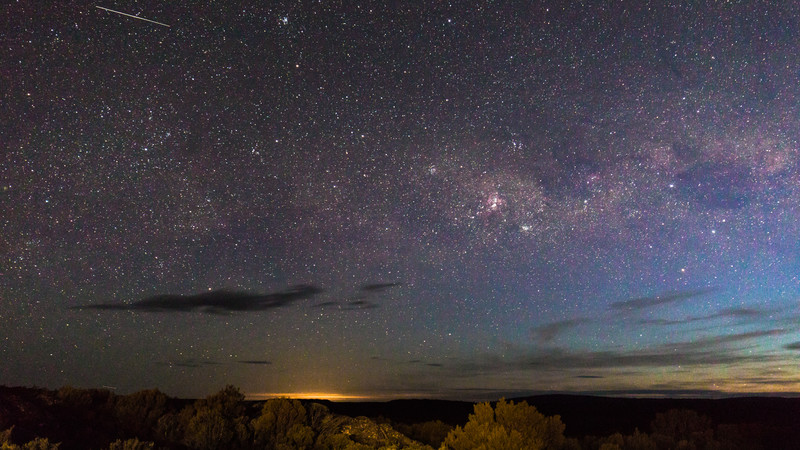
[247,392,378,402]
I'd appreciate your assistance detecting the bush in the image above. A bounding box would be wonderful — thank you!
[113,389,168,440]
[182,386,250,450]
[441,398,567,450]
[106,438,154,450]
[251,398,313,449]
[21,437,60,450]
[393,420,452,447]
[650,409,718,450]
[1,428,61,450]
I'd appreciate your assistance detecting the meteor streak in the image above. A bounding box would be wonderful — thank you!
[95,6,171,27]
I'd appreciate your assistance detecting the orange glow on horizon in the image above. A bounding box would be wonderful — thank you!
[247,392,377,401]
[246,391,443,401]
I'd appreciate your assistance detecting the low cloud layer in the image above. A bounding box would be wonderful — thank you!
[784,342,800,350]
[532,319,589,342]
[314,298,379,310]
[77,285,322,313]
[157,359,222,369]
[640,307,766,326]
[611,287,718,311]
[75,281,402,315]
[360,282,401,292]
[444,329,789,377]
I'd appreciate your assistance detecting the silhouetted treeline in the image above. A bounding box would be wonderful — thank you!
[1,385,799,449]
[0,385,424,449]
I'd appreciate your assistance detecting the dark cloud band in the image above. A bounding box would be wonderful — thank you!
[611,287,718,311]
[76,285,323,313]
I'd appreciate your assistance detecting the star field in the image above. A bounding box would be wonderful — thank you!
[2,1,800,399]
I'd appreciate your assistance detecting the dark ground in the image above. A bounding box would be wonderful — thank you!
[3,386,800,448]
[321,394,800,445]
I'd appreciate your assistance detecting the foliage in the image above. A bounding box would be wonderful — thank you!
[55,385,117,446]
[112,389,168,440]
[155,408,189,444]
[1,428,60,450]
[251,397,313,449]
[393,420,452,447]
[1,428,14,449]
[314,433,371,449]
[590,410,723,450]
[307,402,333,430]
[20,438,60,450]
[441,398,567,450]
[182,385,251,450]
[5,385,784,450]
[185,408,239,450]
[56,386,114,412]
[106,438,154,450]
[202,385,247,419]
[594,429,656,450]
[650,409,719,450]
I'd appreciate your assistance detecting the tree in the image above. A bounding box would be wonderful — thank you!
[596,429,656,450]
[106,438,154,450]
[156,409,190,444]
[179,385,250,450]
[1,427,18,450]
[1,428,61,450]
[393,420,452,447]
[202,385,246,419]
[251,398,313,450]
[20,438,60,450]
[314,433,372,450]
[113,389,168,440]
[306,402,332,431]
[441,399,568,450]
[650,409,719,450]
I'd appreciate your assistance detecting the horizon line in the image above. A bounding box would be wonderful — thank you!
[243,389,800,402]
[4,385,800,402]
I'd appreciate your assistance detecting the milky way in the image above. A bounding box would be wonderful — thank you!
[2,2,800,399]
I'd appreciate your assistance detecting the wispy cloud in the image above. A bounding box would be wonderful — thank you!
[312,281,400,310]
[346,299,378,309]
[406,360,445,368]
[157,359,222,369]
[730,377,800,386]
[313,301,340,307]
[79,282,398,314]
[159,359,273,368]
[611,287,717,311]
[532,319,589,342]
[784,342,800,350]
[76,285,323,313]
[641,307,767,326]
[448,329,788,376]
[314,298,378,310]
[668,329,786,351]
[581,388,734,398]
[360,282,401,292]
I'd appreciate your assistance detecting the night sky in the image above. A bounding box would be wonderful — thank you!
[3,1,800,401]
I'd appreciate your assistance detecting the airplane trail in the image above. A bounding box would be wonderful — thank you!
[95,6,171,28]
